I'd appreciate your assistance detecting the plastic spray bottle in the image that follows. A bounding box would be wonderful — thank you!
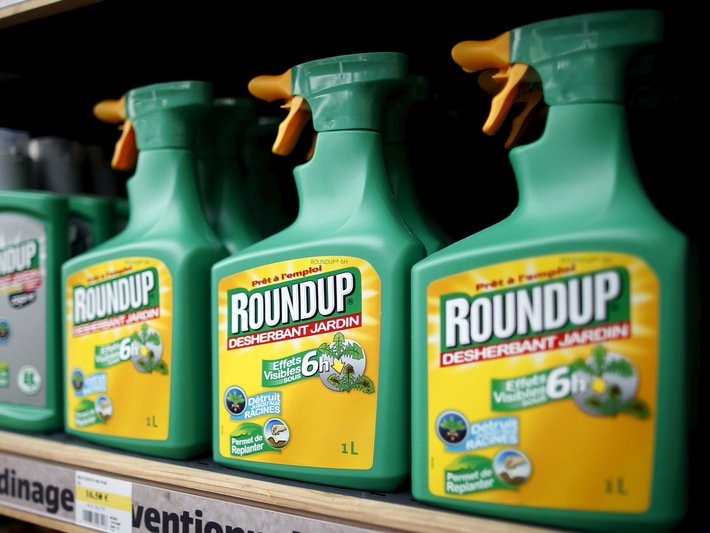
[212,52,426,490]
[82,143,128,236]
[384,74,450,254]
[113,197,129,235]
[0,128,69,431]
[197,97,262,254]
[83,144,121,198]
[62,81,227,459]
[240,115,296,238]
[410,9,690,531]
[29,136,115,256]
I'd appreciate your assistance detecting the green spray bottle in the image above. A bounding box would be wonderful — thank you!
[240,115,297,238]
[65,195,116,256]
[384,74,450,255]
[0,128,69,431]
[62,81,227,459]
[212,52,426,490]
[82,143,128,238]
[28,136,116,257]
[410,9,691,531]
[197,97,262,254]
[113,197,129,235]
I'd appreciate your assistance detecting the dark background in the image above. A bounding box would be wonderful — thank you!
[0,1,704,531]
[0,0,698,244]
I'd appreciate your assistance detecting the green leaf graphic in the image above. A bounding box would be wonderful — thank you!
[604,359,634,377]
[355,375,375,394]
[621,398,650,419]
[232,422,262,438]
[447,455,490,472]
[344,344,363,360]
[227,391,244,404]
[318,342,335,358]
[147,331,161,346]
[76,399,95,411]
[333,332,346,354]
[154,359,169,375]
[569,358,593,374]
[591,345,607,376]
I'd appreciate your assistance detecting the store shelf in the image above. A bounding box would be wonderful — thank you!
[0,0,100,29]
[0,2,704,532]
[0,430,559,533]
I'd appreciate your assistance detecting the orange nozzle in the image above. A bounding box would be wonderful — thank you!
[93,96,125,124]
[248,70,312,156]
[451,33,509,74]
[93,96,137,171]
[248,71,291,102]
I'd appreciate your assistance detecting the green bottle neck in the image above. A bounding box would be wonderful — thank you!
[215,157,248,214]
[124,148,206,233]
[384,142,410,202]
[197,153,242,226]
[205,155,261,248]
[292,130,395,229]
[509,104,647,218]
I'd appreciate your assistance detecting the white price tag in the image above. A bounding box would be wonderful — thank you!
[75,470,132,532]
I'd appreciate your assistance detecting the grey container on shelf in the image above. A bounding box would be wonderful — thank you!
[28,136,85,193]
[0,127,32,189]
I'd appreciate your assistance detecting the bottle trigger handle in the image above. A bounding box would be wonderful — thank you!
[248,71,312,156]
[93,96,137,171]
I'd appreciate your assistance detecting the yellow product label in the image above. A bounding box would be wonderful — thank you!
[426,253,657,512]
[217,257,380,469]
[65,258,172,439]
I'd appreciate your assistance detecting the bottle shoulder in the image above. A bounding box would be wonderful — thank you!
[413,215,688,280]
[212,229,425,279]
[62,234,223,275]
[0,190,69,216]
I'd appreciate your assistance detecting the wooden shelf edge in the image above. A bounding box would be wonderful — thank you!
[0,504,95,532]
[0,0,100,29]
[0,430,555,533]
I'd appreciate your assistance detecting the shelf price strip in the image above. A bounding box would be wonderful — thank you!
[1,451,381,532]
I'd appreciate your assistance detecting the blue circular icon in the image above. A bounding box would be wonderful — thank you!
[224,386,247,415]
[436,410,468,444]
[71,368,84,391]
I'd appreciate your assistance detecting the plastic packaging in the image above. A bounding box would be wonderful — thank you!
[62,81,227,459]
[0,127,69,431]
[212,52,426,490]
[411,9,691,531]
